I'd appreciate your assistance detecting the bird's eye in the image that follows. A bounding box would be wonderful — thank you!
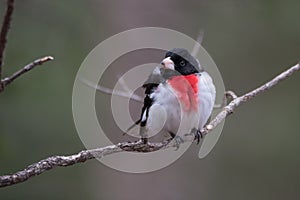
[180,60,186,66]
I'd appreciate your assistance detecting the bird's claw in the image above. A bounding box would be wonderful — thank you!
[141,138,148,144]
[172,136,184,150]
[192,128,203,144]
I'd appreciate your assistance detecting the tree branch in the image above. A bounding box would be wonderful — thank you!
[0,56,54,92]
[0,62,299,188]
[200,62,300,136]
[0,0,14,87]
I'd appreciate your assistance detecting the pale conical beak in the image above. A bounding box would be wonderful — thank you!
[161,57,174,70]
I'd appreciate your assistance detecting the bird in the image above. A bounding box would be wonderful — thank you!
[129,48,216,145]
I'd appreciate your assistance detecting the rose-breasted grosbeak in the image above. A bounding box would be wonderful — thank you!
[131,48,216,144]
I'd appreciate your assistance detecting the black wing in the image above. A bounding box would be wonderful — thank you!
[127,67,164,131]
[126,67,178,132]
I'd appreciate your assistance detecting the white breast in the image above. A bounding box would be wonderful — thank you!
[146,72,216,137]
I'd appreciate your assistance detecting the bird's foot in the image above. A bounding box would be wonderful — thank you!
[141,137,148,144]
[191,128,203,144]
[168,131,184,150]
[171,135,184,150]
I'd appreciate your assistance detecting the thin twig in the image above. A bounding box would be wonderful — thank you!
[191,30,204,57]
[117,75,133,94]
[0,0,15,85]
[0,56,54,91]
[0,62,299,188]
[80,78,143,102]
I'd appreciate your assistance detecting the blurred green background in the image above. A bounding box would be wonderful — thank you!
[0,0,300,199]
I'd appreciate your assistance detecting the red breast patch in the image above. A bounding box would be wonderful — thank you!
[168,74,199,112]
